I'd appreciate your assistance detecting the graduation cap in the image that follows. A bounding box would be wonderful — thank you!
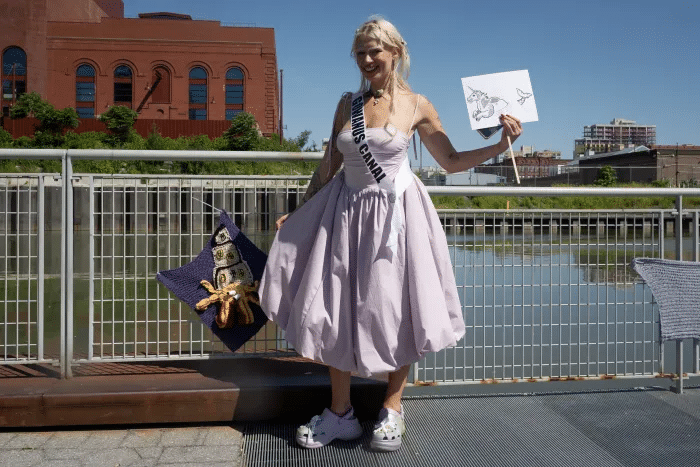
[156,210,268,352]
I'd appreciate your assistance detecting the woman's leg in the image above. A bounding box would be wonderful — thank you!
[383,364,410,412]
[329,366,353,415]
[296,366,361,448]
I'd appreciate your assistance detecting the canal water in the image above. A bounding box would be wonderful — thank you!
[1,230,691,376]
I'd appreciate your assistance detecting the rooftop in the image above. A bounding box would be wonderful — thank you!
[138,12,193,20]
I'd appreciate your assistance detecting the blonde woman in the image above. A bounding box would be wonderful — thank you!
[259,16,522,451]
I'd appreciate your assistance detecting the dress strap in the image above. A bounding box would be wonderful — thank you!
[408,94,421,134]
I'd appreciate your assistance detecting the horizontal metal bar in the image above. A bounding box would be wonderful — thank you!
[426,185,700,197]
[0,149,66,160]
[0,148,324,162]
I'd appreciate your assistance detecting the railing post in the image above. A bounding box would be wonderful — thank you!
[694,211,699,262]
[675,196,683,260]
[88,175,95,360]
[60,151,74,378]
[60,154,67,378]
[676,340,683,394]
[38,175,45,361]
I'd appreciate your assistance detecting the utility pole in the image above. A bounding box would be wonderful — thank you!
[675,142,679,187]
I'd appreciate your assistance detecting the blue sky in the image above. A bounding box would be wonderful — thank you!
[124,0,699,165]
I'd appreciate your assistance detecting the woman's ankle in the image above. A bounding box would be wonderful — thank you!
[330,404,352,417]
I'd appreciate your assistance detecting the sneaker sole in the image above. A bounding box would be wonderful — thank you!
[370,437,402,452]
[295,427,363,449]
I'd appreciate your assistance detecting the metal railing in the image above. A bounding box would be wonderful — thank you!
[1,149,699,384]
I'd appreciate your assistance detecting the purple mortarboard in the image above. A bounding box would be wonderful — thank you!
[156,210,268,352]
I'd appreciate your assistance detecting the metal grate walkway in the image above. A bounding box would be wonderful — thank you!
[243,387,700,467]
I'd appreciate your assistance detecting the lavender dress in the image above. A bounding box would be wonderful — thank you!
[259,110,465,377]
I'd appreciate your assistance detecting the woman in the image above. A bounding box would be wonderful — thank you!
[259,16,522,451]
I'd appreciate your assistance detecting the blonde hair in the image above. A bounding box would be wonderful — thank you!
[351,16,411,95]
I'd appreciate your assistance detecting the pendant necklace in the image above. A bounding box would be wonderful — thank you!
[369,88,384,106]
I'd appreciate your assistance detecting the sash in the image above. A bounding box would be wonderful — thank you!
[349,92,415,256]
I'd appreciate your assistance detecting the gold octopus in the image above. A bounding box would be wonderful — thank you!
[195,280,260,328]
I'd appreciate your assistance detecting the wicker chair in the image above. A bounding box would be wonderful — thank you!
[631,258,700,393]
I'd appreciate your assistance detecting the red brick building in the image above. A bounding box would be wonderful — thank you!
[1,0,280,134]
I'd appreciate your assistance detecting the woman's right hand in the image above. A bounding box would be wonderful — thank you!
[275,213,290,230]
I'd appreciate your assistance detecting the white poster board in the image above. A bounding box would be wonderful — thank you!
[461,70,538,130]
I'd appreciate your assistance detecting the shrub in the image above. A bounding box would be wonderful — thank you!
[593,165,618,187]
[63,131,110,149]
[223,112,260,151]
[0,127,13,147]
[99,106,138,143]
[10,92,79,142]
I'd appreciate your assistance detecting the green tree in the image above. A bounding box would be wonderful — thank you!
[0,127,13,147]
[9,92,79,146]
[98,105,138,144]
[290,130,311,151]
[594,165,618,187]
[222,112,260,151]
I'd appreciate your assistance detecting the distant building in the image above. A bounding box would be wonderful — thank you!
[475,156,564,184]
[415,166,503,186]
[476,147,562,184]
[574,119,656,159]
[573,145,700,185]
[416,166,447,186]
[1,0,280,135]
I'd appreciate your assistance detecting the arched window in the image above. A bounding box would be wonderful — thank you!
[2,46,27,116]
[76,64,96,118]
[113,65,133,107]
[150,66,171,104]
[225,67,244,120]
[188,67,207,120]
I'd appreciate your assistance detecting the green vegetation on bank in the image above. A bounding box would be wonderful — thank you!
[431,182,700,210]
[431,165,699,210]
[0,93,317,175]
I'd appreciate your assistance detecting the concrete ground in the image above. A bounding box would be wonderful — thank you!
[2,358,699,467]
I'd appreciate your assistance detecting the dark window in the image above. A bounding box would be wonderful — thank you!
[189,67,207,120]
[225,109,242,120]
[189,84,207,104]
[76,107,95,118]
[226,85,243,105]
[225,67,244,119]
[114,65,133,107]
[76,64,96,118]
[76,82,95,102]
[188,108,207,120]
[2,46,27,105]
[150,66,170,104]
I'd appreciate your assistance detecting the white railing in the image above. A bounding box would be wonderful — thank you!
[1,149,699,384]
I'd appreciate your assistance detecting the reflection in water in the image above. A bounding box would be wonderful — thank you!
[1,230,661,378]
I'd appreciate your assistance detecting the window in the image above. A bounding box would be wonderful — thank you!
[114,65,133,107]
[76,64,95,118]
[225,67,244,120]
[150,66,170,104]
[189,67,207,120]
[2,46,27,113]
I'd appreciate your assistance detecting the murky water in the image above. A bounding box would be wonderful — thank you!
[0,230,689,375]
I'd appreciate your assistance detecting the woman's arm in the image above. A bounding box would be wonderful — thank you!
[275,95,348,230]
[415,96,522,174]
[300,95,347,202]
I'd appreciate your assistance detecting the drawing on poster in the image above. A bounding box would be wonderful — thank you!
[461,70,538,130]
[516,88,532,105]
[465,87,508,121]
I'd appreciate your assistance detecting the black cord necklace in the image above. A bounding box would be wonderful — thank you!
[368,88,384,106]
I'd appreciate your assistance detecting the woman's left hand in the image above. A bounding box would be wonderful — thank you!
[499,114,523,146]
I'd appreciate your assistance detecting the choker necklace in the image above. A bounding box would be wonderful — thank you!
[368,88,384,106]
